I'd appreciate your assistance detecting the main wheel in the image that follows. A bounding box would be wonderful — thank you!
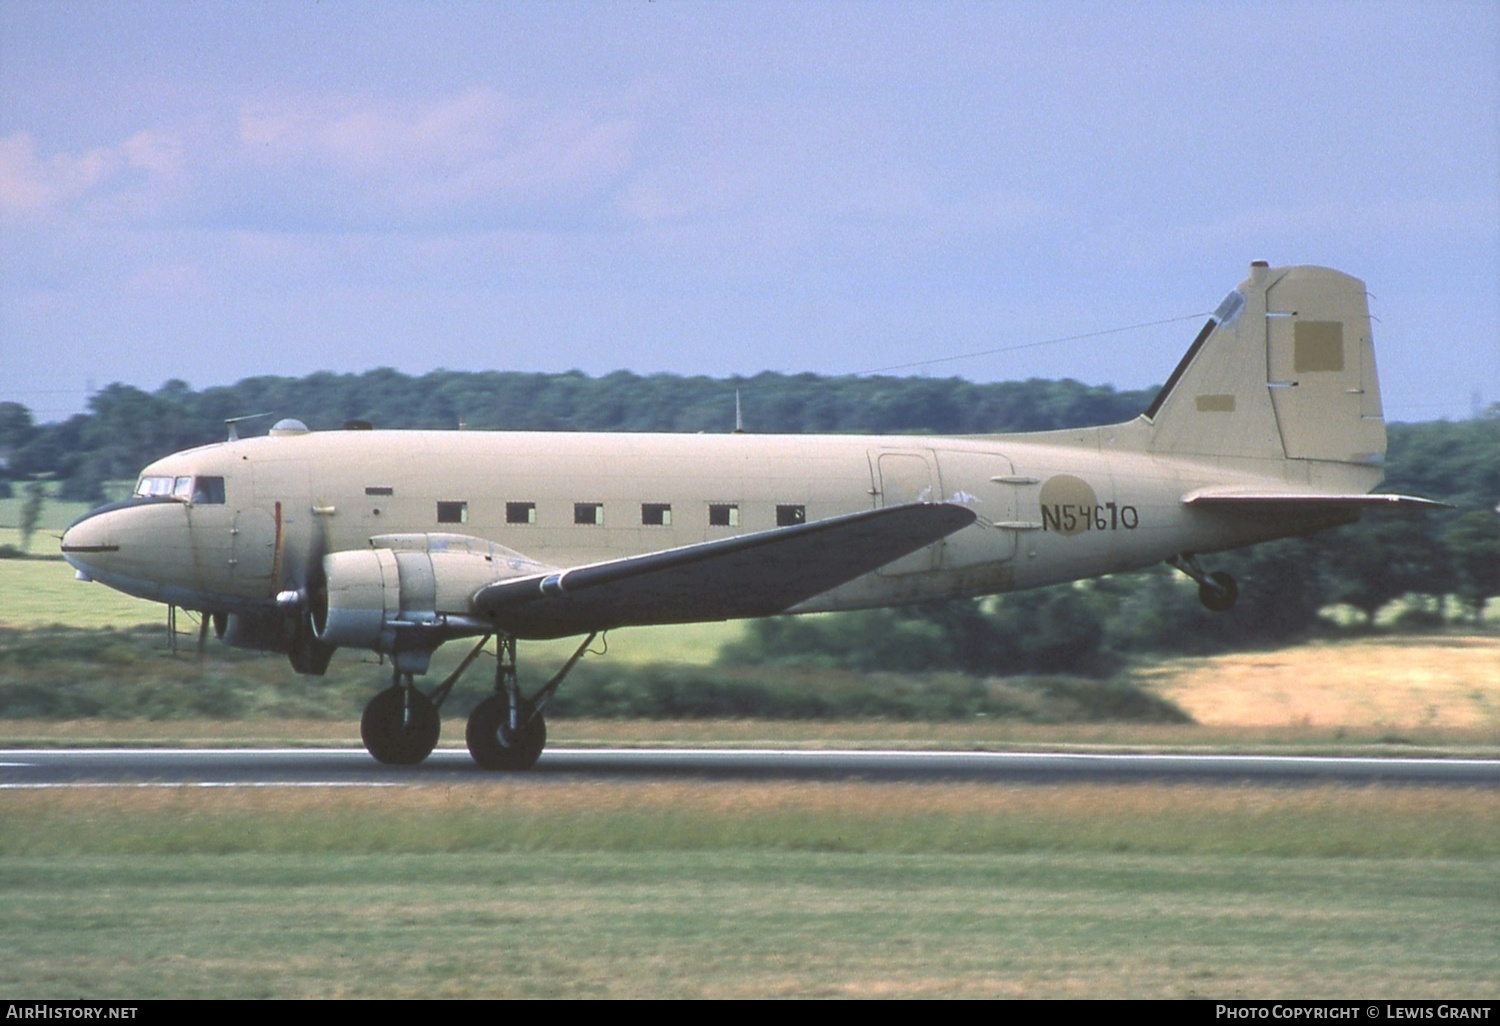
[361,686,441,765]
[1198,571,1238,613]
[466,694,547,771]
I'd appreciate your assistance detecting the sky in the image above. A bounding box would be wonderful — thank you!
[2,0,1496,424]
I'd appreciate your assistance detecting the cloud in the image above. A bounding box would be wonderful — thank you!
[230,87,638,229]
[0,129,184,222]
[0,132,121,217]
[119,130,184,178]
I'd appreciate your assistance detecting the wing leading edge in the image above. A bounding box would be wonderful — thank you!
[472,501,978,639]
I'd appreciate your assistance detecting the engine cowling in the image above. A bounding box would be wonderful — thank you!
[311,534,545,672]
[313,547,408,652]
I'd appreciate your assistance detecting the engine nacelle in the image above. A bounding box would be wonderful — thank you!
[312,534,542,673]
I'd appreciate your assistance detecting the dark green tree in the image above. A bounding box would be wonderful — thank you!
[18,480,45,553]
[0,402,34,453]
[1442,511,1500,622]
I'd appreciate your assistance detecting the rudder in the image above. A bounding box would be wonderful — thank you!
[1145,262,1387,472]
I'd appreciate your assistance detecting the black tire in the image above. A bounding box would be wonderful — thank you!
[361,686,441,765]
[466,694,547,771]
[288,611,336,676]
[1198,571,1238,613]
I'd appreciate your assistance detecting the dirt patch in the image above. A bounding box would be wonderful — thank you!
[1139,636,1500,729]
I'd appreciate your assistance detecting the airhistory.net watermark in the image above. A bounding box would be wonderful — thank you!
[5,1008,136,1019]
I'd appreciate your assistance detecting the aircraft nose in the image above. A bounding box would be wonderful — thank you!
[60,504,122,580]
[60,496,187,586]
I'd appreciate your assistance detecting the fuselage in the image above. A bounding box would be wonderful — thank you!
[60,421,1348,633]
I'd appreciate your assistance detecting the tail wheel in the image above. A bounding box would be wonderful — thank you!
[1198,571,1239,613]
[361,685,440,765]
[467,694,547,771]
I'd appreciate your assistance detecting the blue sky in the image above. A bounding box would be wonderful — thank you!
[2,1,1495,424]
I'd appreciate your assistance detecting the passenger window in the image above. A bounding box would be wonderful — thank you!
[709,503,739,527]
[437,501,468,524]
[507,502,537,525]
[575,502,604,526]
[641,503,672,526]
[776,504,806,527]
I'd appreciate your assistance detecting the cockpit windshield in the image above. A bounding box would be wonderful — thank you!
[134,475,225,504]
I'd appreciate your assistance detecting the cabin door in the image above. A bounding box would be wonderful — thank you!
[934,450,1018,567]
[871,449,940,576]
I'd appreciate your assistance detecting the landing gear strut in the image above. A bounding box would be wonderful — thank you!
[357,631,596,770]
[1167,553,1238,612]
[466,633,595,771]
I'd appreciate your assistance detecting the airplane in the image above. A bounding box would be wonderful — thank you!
[60,262,1443,770]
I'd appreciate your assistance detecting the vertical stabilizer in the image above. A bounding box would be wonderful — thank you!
[1144,263,1386,472]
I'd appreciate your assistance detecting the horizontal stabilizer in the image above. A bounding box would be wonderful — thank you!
[1182,488,1452,511]
[472,502,977,638]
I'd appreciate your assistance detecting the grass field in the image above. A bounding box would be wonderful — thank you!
[0,493,91,553]
[1142,635,1500,731]
[1,783,1496,998]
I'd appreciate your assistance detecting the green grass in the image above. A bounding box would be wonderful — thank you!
[3,852,1494,998]
[0,558,162,629]
[1,784,1495,998]
[4,782,1497,858]
[0,493,92,554]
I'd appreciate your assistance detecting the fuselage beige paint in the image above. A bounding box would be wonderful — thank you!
[68,424,1351,626]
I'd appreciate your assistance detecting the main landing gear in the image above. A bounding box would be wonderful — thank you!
[361,675,441,766]
[1167,553,1238,612]
[357,631,597,770]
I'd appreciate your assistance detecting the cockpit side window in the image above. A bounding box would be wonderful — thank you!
[193,477,225,504]
[134,475,225,504]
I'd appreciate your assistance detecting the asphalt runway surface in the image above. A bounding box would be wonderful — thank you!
[3,747,1498,787]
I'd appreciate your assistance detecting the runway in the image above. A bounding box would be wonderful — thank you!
[3,746,1498,787]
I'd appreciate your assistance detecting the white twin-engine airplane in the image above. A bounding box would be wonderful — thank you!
[61,263,1441,769]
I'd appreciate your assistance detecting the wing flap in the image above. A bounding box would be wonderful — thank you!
[471,502,977,638]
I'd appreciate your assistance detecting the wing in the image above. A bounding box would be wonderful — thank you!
[472,501,977,638]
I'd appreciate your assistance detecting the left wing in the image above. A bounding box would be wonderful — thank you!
[472,502,977,638]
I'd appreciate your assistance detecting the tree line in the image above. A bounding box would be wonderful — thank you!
[0,368,1151,501]
[1,369,1494,670]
